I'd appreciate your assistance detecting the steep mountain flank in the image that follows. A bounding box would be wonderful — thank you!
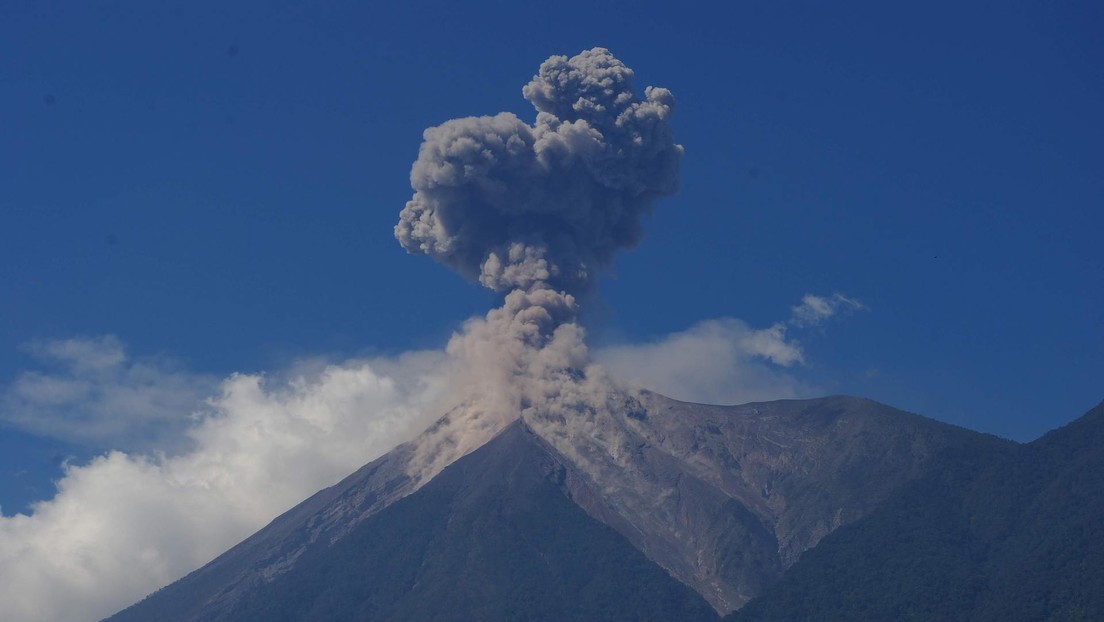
[110,422,719,622]
[224,422,719,621]
[104,444,419,622]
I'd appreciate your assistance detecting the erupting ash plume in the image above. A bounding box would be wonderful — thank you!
[396,47,683,294]
[394,48,682,480]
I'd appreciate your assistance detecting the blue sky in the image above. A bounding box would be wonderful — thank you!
[2,0,1101,520]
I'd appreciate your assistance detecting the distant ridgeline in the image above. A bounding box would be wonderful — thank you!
[726,400,1104,622]
[104,396,1103,622]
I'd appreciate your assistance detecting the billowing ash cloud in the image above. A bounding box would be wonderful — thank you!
[393,48,683,484]
[395,47,683,293]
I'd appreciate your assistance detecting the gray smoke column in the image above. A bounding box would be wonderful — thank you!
[395,47,683,293]
[395,48,681,484]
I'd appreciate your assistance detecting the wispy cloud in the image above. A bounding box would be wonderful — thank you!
[594,293,865,405]
[595,319,810,405]
[3,336,217,450]
[789,293,866,328]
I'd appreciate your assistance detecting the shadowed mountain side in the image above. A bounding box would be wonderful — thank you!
[726,400,1104,622]
[113,422,720,622]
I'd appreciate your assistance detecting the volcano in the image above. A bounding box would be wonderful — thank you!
[103,45,1103,621]
[105,393,1010,621]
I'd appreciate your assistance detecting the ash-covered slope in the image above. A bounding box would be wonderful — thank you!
[105,394,993,620]
[525,392,999,613]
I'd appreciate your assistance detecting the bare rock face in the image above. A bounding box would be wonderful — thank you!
[105,394,993,621]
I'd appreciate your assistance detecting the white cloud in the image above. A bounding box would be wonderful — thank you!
[0,346,449,622]
[2,336,217,450]
[789,293,866,328]
[595,318,813,405]
[595,293,864,405]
